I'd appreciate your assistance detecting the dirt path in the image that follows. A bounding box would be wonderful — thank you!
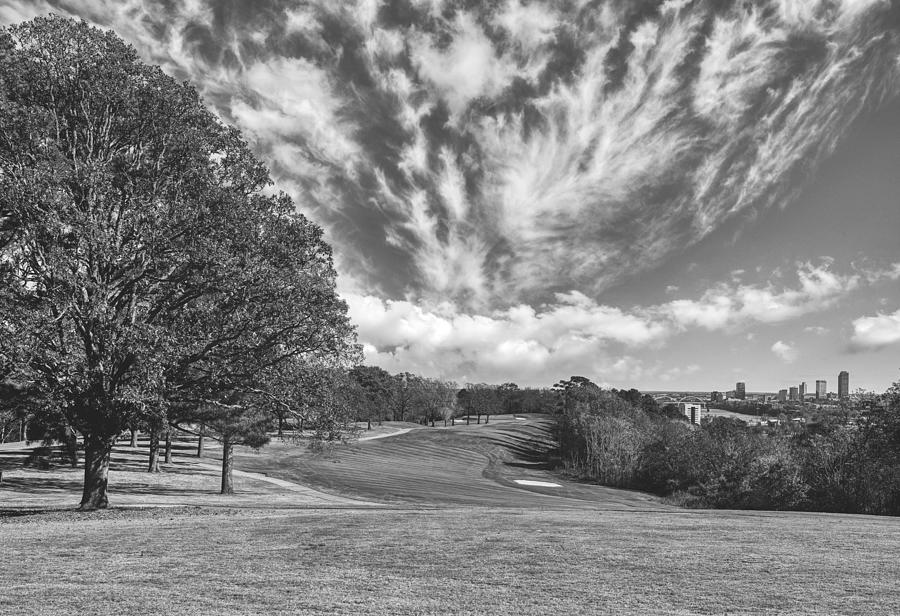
[358,427,416,442]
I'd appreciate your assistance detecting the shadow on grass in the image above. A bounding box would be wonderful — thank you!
[115,441,199,453]
[480,424,561,471]
[1,474,219,498]
[0,508,72,519]
[0,476,82,493]
[0,447,79,472]
[0,505,206,521]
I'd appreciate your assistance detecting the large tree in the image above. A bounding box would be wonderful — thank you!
[463,383,500,424]
[389,372,418,423]
[0,16,356,508]
[348,365,393,430]
[413,378,457,427]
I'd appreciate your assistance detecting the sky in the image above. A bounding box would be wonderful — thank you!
[2,0,900,392]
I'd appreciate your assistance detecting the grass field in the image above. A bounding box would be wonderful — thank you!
[2,506,898,615]
[2,416,899,615]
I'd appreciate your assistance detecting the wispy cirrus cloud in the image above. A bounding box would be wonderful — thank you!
[6,0,900,309]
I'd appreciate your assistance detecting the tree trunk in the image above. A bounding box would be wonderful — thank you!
[129,428,137,448]
[466,414,470,426]
[367,419,372,431]
[221,436,234,495]
[148,428,160,473]
[477,413,481,425]
[485,414,490,424]
[197,425,204,457]
[80,437,113,510]
[65,427,79,468]
[164,428,172,464]
[277,415,284,437]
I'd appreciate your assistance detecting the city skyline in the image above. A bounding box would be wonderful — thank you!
[651,370,856,397]
[4,1,899,391]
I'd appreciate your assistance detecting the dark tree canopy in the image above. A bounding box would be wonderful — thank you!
[349,365,393,429]
[0,16,357,508]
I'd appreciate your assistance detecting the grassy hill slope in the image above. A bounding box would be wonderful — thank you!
[230,415,663,509]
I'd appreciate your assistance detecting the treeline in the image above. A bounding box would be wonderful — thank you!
[555,377,900,515]
[340,368,555,429]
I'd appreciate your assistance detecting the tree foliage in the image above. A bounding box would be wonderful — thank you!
[349,365,393,429]
[0,16,356,507]
[556,379,900,515]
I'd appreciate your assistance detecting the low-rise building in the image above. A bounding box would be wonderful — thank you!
[678,402,705,425]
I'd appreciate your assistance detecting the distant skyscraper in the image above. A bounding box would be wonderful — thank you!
[838,371,849,399]
[778,389,788,402]
[789,386,799,402]
[736,382,746,400]
[816,380,827,400]
[799,382,806,400]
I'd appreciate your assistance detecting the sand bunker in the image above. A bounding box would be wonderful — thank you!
[514,480,561,488]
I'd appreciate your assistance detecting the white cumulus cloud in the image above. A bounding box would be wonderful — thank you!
[771,340,799,363]
[850,309,900,350]
[344,259,884,383]
[662,260,860,330]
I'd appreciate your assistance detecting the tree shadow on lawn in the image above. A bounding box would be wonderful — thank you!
[0,447,78,471]
[1,474,222,498]
[499,441,559,469]
[0,452,31,471]
[94,484,220,497]
[0,508,68,518]
[0,475,83,493]
[481,430,561,471]
[108,452,219,476]
[0,449,215,476]
[115,440,199,453]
